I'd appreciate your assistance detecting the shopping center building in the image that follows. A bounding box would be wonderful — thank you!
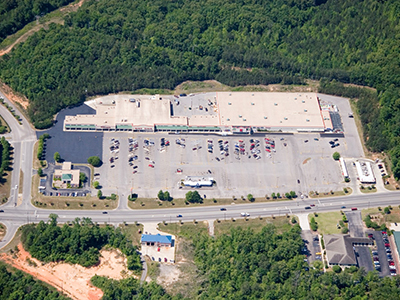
[63,92,336,134]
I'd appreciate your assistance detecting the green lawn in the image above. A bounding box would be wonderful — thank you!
[158,221,208,240]
[214,216,294,236]
[309,211,344,235]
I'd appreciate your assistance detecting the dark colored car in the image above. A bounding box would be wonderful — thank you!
[176,214,183,218]
[220,208,226,211]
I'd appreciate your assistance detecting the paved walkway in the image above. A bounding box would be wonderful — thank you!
[297,213,310,230]
[207,219,214,236]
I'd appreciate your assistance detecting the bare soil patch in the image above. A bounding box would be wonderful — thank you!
[0,243,135,300]
[0,81,29,110]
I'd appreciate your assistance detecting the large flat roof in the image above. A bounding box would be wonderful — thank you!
[217,92,324,129]
[64,92,326,131]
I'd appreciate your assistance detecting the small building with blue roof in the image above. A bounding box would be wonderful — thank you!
[141,233,172,247]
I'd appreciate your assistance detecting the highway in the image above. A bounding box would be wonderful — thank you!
[1,89,400,250]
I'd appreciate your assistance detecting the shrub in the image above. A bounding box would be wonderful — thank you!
[310,217,318,231]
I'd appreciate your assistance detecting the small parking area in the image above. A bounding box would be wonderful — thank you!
[39,104,103,163]
[301,230,322,264]
[370,230,395,277]
[40,163,91,197]
[96,129,362,198]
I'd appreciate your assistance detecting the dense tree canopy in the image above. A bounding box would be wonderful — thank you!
[1,0,399,129]
[0,262,68,300]
[0,0,75,44]
[21,215,142,271]
[191,224,400,299]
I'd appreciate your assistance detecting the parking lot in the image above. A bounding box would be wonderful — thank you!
[95,127,362,199]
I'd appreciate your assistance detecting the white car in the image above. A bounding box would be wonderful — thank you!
[241,212,250,217]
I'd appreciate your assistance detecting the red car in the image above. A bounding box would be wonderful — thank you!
[266,149,271,152]
[389,261,395,266]
[148,164,154,168]
[385,243,390,247]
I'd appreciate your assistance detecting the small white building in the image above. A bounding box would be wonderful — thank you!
[355,161,375,184]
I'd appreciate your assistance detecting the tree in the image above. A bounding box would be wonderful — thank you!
[271,192,276,199]
[97,190,102,199]
[186,191,202,203]
[79,172,86,184]
[384,207,391,214]
[332,152,340,160]
[277,193,281,198]
[247,194,254,201]
[158,190,164,200]
[164,191,170,201]
[54,152,61,163]
[87,156,102,167]
[93,181,100,189]
[37,168,43,177]
[332,265,342,273]
[310,217,318,231]
[289,191,296,198]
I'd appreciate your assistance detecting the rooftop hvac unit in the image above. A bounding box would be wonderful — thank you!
[302,100,305,103]
[294,97,297,100]
[304,109,307,112]
[284,117,288,120]
[243,118,246,121]
[264,116,267,119]
[227,118,230,121]
[239,115,242,118]
[252,94,254,96]
[228,102,232,105]
[306,119,310,122]
[274,103,277,106]
[251,102,255,105]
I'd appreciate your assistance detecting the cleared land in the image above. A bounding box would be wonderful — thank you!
[214,216,294,236]
[0,243,134,300]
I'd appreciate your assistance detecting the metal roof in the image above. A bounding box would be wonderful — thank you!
[141,234,172,244]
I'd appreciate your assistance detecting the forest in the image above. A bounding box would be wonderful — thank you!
[1,0,400,173]
[21,214,142,271]
[0,0,75,43]
[6,221,400,299]
[191,225,400,299]
[0,262,68,300]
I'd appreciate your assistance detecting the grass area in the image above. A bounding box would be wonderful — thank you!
[146,257,160,281]
[360,186,377,193]
[18,170,23,194]
[0,115,10,133]
[362,206,400,225]
[214,216,295,236]
[31,174,117,210]
[174,79,319,95]
[309,211,344,235]
[32,140,47,170]
[0,155,12,204]
[0,223,6,241]
[309,187,352,198]
[128,194,290,210]
[0,228,22,254]
[118,223,144,247]
[158,221,208,240]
